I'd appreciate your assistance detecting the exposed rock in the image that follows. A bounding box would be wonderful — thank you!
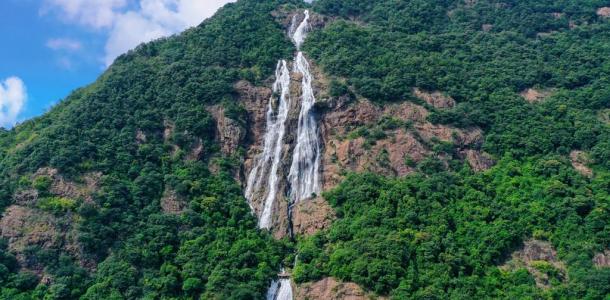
[292,197,335,236]
[0,204,93,274]
[207,105,245,156]
[33,168,100,204]
[320,99,483,191]
[13,189,39,206]
[597,7,610,17]
[570,150,593,177]
[501,239,567,289]
[160,188,186,214]
[296,277,385,300]
[273,8,330,32]
[163,120,175,141]
[0,206,58,253]
[482,24,494,32]
[462,150,495,172]
[135,129,147,144]
[520,88,552,103]
[413,88,456,109]
[550,12,564,19]
[235,80,272,150]
[593,250,610,267]
[185,138,204,161]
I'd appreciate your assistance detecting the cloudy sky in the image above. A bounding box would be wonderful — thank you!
[0,0,235,128]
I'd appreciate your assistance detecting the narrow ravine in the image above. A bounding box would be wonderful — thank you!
[245,9,319,300]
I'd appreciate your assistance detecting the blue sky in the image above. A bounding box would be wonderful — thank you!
[0,0,234,128]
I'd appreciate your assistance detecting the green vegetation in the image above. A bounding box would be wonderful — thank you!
[36,197,77,213]
[0,0,609,299]
[295,158,610,299]
[0,0,299,299]
[290,0,610,298]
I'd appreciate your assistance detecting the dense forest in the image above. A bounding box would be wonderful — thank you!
[1,0,609,299]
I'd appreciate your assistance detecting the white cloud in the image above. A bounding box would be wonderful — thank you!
[0,77,27,128]
[42,0,235,66]
[104,0,236,66]
[46,38,82,51]
[41,0,127,29]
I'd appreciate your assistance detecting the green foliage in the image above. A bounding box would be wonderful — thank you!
[296,156,609,298]
[306,0,610,159]
[0,0,297,299]
[0,0,609,299]
[32,177,51,193]
[36,197,77,214]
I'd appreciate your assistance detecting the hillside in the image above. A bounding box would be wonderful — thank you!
[0,0,609,299]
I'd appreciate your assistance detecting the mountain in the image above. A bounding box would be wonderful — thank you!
[1,0,610,299]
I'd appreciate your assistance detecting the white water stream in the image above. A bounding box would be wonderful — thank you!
[246,10,319,300]
[266,273,293,300]
[245,60,291,229]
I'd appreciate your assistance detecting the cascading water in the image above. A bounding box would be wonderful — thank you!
[288,53,321,202]
[266,270,293,300]
[250,9,320,300]
[245,60,291,229]
[288,9,321,203]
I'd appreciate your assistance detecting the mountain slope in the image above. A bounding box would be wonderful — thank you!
[1,0,610,299]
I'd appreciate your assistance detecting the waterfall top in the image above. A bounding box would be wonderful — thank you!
[290,10,310,50]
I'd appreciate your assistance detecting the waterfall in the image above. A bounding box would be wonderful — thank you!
[266,278,293,300]
[288,10,321,202]
[262,9,319,300]
[245,60,291,229]
[290,10,310,49]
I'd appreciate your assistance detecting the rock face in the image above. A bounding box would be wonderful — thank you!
[160,188,186,214]
[0,205,59,260]
[291,197,335,236]
[462,149,495,172]
[33,167,101,204]
[320,99,483,190]
[570,150,593,177]
[520,88,552,103]
[593,250,610,267]
[597,7,610,17]
[501,239,567,289]
[207,104,245,156]
[0,205,89,275]
[1,168,101,276]
[413,88,456,109]
[296,277,384,300]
